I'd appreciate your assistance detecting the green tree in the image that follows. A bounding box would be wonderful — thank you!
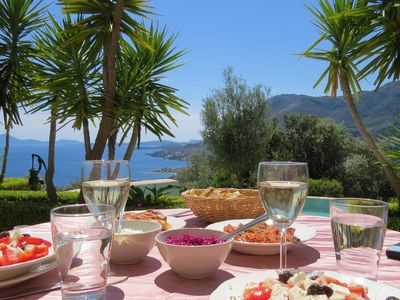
[339,138,393,199]
[302,0,400,197]
[384,123,400,172]
[110,23,188,160]
[0,0,45,182]
[58,0,153,160]
[30,15,101,200]
[283,114,350,179]
[176,150,216,189]
[201,68,272,187]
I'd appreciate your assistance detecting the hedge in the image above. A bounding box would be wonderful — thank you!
[0,177,33,191]
[309,178,344,197]
[0,190,79,230]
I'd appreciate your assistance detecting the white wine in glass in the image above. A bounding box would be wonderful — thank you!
[81,160,130,230]
[257,162,308,271]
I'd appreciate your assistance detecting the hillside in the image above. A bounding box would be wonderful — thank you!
[269,80,400,136]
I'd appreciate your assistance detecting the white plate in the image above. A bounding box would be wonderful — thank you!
[166,216,186,230]
[0,232,54,282]
[0,260,57,289]
[210,270,400,300]
[124,211,186,231]
[206,219,316,255]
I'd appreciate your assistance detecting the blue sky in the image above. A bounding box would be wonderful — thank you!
[8,0,376,142]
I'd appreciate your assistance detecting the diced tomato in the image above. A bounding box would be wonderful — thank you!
[349,285,368,299]
[0,235,51,267]
[0,247,19,266]
[32,245,49,259]
[17,236,52,248]
[16,249,35,263]
[243,283,272,300]
[0,236,11,245]
[323,275,348,287]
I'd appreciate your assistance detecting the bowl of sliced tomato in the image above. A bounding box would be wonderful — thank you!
[0,230,54,282]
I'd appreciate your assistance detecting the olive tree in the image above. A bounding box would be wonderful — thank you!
[283,114,350,179]
[201,68,273,187]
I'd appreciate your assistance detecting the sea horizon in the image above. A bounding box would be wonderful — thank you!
[1,136,188,188]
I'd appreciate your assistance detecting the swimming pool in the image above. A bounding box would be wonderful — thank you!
[302,197,331,217]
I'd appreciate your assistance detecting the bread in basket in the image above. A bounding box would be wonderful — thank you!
[181,187,265,223]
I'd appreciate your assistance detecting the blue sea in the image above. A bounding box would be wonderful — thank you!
[5,141,187,188]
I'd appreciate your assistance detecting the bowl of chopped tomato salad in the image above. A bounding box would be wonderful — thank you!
[0,229,54,281]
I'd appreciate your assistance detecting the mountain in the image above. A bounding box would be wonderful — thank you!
[0,134,200,149]
[268,80,400,136]
[148,142,204,160]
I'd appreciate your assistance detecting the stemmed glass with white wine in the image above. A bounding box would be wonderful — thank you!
[257,162,308,271]
[81,160,131,230]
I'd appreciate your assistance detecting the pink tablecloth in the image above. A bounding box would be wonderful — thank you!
[1,209,400,299]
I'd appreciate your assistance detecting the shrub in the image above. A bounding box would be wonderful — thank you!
[308,178,344,197]
[128,184,182,208]
[211,170,238,188]
[389,199,400,217]
[388,217,400,231]
[0,178,32,191]
[0,190,79,230]
[339,152,393,199]
[176,150,215,189]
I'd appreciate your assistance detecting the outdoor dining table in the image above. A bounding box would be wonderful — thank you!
[1,208,400,299]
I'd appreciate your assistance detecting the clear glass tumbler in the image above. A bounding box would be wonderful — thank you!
[330,198,388,280]
[50,204,115,300]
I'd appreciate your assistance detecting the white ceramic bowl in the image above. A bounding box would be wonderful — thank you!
[155,228,233,279]
[111,220,162,264]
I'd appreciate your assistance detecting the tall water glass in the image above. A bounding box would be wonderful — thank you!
[330,198,388,280]
[257,162,308,271]
[50,204,115,300]
[81,160,130,229]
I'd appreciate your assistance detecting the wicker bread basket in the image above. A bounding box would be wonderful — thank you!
[181,187,265,223]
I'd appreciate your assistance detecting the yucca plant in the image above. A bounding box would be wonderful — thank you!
[111,23,188,160]
[58,0,153,159]
[30,14,101,200]
[385,124,400,172]
[0,0,45,182]
[302,0,400,197]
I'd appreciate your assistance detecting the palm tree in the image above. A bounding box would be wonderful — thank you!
[30,14,101,200]
[58,0,153,159]
[109,23,188,160]
[0,0,45,182]
[302,0,400,197]
[352,1,400,88]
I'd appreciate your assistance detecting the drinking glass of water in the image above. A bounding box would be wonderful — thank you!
[257,161,309,271]
[81,160,131,229]
[330,198,388,280]
[50,204,115,300]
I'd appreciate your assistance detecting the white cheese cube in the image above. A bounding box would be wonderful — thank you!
[328,283,350,300]
[288,285,306,300]
[287,271,307,287]
[303,277,318,290]
[270,284,289,300]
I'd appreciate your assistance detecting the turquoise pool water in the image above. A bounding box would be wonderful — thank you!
[302,197,330,217]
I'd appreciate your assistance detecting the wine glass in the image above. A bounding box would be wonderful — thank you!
[81,160,131,231]
[257,161,308,271]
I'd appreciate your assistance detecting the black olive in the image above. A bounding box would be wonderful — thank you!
[386,297,400,300]
[0,231,10,239]
[278,271,294,284]
[22,233,31,237]
[307,283,333,298]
